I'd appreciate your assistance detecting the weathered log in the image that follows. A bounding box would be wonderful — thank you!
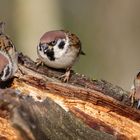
[0,90,115,140]
[0,53,140,140]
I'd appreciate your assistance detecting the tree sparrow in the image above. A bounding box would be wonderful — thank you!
[129,72,140,108]
[36,30,85,82]
[0,22,18,82]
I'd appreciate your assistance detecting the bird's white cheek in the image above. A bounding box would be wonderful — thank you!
[53,46,67,59]
[39,51,47,58]
[53,39,69,59]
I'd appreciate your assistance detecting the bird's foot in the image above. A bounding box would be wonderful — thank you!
[129,91,140,108]
[59,70,71,82]
[35,58,44,67]
[129,92,135,107]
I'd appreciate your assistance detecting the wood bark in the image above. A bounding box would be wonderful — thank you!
[0,53,140,140]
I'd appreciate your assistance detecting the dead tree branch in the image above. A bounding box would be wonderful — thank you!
[0,53,139,140]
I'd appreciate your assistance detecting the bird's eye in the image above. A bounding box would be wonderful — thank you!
[50,40,57,46]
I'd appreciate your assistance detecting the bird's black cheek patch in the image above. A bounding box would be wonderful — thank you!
[58,41,65,49]
[39,43,55,61]
[5,65,10,77]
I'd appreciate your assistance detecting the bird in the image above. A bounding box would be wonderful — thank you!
[129,72,140,108]
[36,30,85,82]
[0,21,18,82]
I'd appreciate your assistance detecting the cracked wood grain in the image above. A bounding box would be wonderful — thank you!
[0,53,139,140]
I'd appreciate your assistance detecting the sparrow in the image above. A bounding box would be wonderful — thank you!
[0,21,18,82]
[36,30,85,82]
[129,72,140,108]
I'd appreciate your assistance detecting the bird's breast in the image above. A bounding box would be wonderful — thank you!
[39,47,79,69]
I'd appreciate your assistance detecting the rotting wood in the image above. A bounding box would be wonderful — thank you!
[18,53,130,104]
[0,90,115,140]
[0,53,140,140]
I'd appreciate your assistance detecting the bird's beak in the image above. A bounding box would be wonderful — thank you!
[48,45,53,50]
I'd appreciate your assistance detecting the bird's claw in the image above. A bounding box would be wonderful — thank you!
[59,70,71,82]
[129,92,135,107]
[129,91,140,108]
[35,58,44,67]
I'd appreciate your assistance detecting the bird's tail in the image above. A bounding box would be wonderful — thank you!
[80,50,86,55]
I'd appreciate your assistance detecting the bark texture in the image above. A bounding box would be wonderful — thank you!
[0,53,139,140]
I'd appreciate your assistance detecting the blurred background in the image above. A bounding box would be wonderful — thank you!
[0,0,140,90]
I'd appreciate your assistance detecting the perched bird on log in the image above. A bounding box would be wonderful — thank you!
[36,30,85,82]
[0,22,18,82]
[129,72,140,108]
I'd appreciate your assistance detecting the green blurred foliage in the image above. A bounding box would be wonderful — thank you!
[0,0,140,90]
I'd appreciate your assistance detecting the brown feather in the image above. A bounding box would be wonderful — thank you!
[40,30,66,44]
[0,53,9,73]
[134,73,140,100]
